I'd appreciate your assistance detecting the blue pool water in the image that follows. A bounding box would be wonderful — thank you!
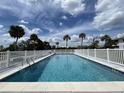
[1,54,124,82]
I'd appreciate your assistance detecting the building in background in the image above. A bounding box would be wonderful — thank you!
[114,37,124,49]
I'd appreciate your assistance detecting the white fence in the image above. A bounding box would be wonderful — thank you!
[0,49,124,72]
[75,49,124,66]
[0,50,52,70]
[55,49,74,54]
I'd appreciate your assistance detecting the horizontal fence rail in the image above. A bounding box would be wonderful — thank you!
[75,49,124,66]
[0,50,53,71]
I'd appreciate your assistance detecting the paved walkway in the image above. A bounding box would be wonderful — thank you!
[0,82,124,92]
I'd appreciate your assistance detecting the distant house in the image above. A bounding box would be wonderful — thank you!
[114,37,124,49]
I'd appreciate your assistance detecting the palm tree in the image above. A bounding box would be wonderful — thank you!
[79,33,86,48]
[56,42,59,48]
[9,25,25,45]
[101,35,116,48]
[101,35,111,42]
[63,35,71,48]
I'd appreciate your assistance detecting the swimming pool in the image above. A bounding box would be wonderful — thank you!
[1,54,124,82]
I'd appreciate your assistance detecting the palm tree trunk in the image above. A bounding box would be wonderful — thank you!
[15,37,18,50]
[81,38,83,48]
[66,40,68,48]
[16,37,18,45]
[56,45,58,49]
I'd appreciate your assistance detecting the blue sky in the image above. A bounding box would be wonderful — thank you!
[0,0,124,47]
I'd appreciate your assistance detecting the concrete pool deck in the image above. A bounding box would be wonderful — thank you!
[0,82,124,92]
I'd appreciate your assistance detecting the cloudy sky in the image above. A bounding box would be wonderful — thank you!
[0,0,124,47]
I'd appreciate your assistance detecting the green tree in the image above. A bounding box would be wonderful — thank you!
[43,41,51,50]
[101,35,116,48]
[89,40,99,49]
[27,34,51,50]
[79,33,86,48]
[30,34,38,41]
[8,43,17,51]
[9,25,25,45]
[18,40,28,50]
[29,34,39,50]
[63,35,71,48]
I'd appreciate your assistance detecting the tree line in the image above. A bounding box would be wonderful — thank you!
[0,25,118,51]
[62,33,117,49]
[3,25,52,51]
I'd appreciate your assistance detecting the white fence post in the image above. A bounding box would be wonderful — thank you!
[94,49,96,58]
[107,48,110,62]
[34,50,36,60]
[87,49,89,56]
[24,50,27,63]
[54,49,56,53]
[82,49,84,55]
[6,50,10,67]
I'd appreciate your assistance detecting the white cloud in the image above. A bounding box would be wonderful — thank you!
[93,0,124,31]
[0,24,4,29]
[62,15,68,20]
[86,36,93,41]
[18,20,29,24]
[59,22,63,26]
[49,29,55,33]
[51,37,62,42]
[19,24,42,35]
[0,24,7,33]
[31,28,42,34]
[19,25,30,33]
[99,34,105,37]
[0,25,12,46]
[55,0,85,15]
[117,33,124,38]
[71,35,79,42]
[50,23,94,38]
[0,33,14,47]
[0,0,54,19]
[0,0,85,20]
[17,0,38,6]
[2,33,9,37]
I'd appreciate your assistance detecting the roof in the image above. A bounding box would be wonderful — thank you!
[113,36,124,41]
